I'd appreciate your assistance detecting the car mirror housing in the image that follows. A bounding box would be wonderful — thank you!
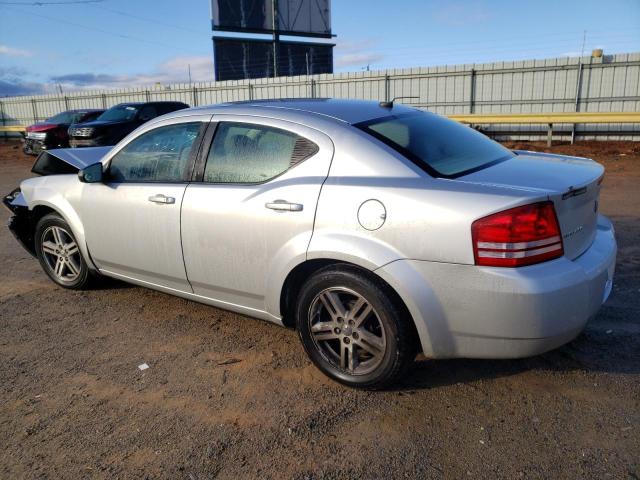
[78,162,104,183]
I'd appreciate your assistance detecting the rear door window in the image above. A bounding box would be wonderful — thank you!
[203,122,318,183]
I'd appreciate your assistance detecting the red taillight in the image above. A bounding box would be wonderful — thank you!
[472,201,564,267]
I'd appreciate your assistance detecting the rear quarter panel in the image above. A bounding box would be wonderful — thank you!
[309,127,546,267]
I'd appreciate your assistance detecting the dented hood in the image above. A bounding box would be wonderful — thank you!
[32,146,112,175]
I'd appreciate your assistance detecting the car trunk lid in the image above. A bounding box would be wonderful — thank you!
[458,150,604,260]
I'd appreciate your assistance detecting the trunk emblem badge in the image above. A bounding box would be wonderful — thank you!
[563,225,584,239]
[562,186,588,199]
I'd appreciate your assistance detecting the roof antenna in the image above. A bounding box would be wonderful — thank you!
[379,96,419,109]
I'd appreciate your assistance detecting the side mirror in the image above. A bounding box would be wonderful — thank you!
[78,162,104,183]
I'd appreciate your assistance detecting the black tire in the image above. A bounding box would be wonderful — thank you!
[296,265,416,389]
[35,213,92,290]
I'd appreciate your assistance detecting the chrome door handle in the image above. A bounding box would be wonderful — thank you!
[148,194,175,204]
[265,200,303,212]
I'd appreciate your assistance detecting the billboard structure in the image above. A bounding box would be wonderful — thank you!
[211,0,334,80]
[214,37,333,81]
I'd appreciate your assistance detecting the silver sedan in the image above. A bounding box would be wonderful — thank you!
[4,99,617,389]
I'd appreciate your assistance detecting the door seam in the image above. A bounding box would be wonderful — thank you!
[305,141,336,259]
[179,182,195,294]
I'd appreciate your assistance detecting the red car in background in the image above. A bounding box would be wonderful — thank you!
[24,109,104,155]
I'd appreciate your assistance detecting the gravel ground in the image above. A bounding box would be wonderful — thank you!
[0,140,638,479]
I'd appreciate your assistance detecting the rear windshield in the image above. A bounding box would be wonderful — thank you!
[97,105,139,122]
[356,111,513,178]
[46,111,83,124]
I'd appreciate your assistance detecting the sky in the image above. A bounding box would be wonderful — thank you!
[0,0,639,97]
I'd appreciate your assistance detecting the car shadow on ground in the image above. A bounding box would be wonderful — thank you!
[393,325,640,392]
[86,275,640,391]
[89,276,135,291]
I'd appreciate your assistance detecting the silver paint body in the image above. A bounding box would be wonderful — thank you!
[16,99,617,359]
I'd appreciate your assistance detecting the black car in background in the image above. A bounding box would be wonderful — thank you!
[68,101,189,148]
[23,109,104,155]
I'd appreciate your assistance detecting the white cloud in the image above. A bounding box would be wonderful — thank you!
[50,55,214,90]
[0,45,33,57]
[154,55,214,83]
[334,38,384,69]
[2,55,216,96]
[336,53,384,68]
[433,1,491,27]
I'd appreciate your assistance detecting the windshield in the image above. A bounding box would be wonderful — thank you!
[97,105,139,122]
[46,111,79,124]
[357,111,514,178]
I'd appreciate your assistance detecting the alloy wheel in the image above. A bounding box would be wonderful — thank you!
[40,226,82,283]
[308,287,387,375]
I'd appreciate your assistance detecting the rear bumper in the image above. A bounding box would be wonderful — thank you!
[376,214,617,359]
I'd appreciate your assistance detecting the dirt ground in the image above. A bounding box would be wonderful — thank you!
[0,140,638,479]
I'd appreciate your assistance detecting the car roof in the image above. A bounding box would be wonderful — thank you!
[112,101,188,107]
[54,109,102,113]
[184,98,416,125]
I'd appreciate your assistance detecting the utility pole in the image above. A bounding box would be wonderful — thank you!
[571,30,587,144]
[272,0,279,78]
[188,64,192,85]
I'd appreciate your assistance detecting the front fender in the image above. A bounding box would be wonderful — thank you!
[21,176,98,272]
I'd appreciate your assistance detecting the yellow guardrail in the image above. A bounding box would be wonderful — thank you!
[1,112,638,146]
[449,111,640,145]
[0,125,26,132]
[449,112,640,124]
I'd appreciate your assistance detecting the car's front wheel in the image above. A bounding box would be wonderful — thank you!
[296,265,416,389]
[35,213,92,290]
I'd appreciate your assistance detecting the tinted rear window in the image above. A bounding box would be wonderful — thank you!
[45,111,76,124]
[157,103,188,114]
[98,105,139,122]
[356,111,513,178]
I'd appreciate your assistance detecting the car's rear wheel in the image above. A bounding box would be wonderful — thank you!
[296,265,416,389]
[35,213,92,290]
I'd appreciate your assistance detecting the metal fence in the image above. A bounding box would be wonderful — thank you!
[2,52,639,141]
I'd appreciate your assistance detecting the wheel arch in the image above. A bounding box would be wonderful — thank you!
[28,200,98,272]
[278,258,421,352]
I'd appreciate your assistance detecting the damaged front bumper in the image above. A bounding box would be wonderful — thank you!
[3,188,36,257]
[23,138,46,156]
